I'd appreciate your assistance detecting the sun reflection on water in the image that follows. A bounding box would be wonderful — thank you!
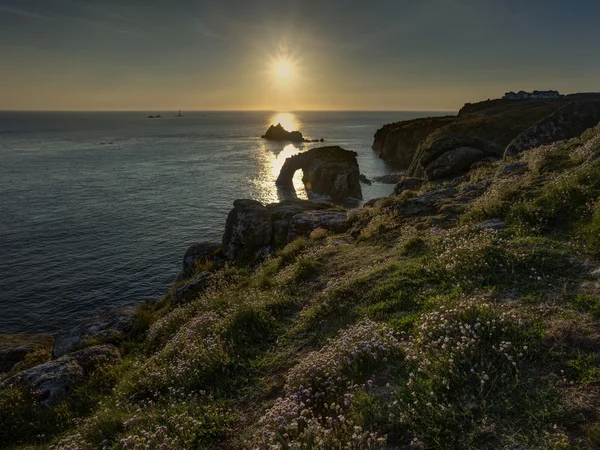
[268,112,301,132]
[253,142,308,204]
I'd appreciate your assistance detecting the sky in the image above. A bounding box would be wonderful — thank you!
[0,0,599,111]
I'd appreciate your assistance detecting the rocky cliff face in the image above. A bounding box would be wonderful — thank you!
[276,146,362,199]
[505,101,600,157]
[372,117,455,168]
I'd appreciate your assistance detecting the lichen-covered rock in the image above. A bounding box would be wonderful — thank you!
[2,345,121,407]
[497,162,529,177]
[1,358,84,407]
[288,210,349,240]
[394,187,458,218]
[171,271,211,305]
[221,199,273,260]
[267,199,332,247]
[373,173,404,184]
[53,307,135,357]
[179,242,221,281]
[505,101,600,157]
[425,147,485,180]
[276,146,362,199]
[408,135,503,180]
[478,218,506,230]
[68,344,121,374]
[393,177,425,195]
[0,334,54,373]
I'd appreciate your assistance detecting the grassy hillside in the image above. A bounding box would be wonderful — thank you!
[3,126,600,449]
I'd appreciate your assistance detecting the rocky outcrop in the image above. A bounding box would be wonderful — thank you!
[0,334,54,373]
[393,177,425,195]
[276,146,362,199]
[221,199,335,259]
[171,271,212,305]
[407,135,503,181]
[2,345,120,407]
[262,124,305,143]
[288,210,350,240]
[53,307,135,357]
[505,102,600,157]
[373,173,404,184]
[372,116,456,168]
[178,242,221,281]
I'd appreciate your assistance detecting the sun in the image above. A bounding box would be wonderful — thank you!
[275,59,293,80]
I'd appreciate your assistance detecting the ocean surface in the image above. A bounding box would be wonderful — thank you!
[0,110,449,334]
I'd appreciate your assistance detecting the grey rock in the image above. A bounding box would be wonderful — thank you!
[477,218,506,230]
[359,174,372,185]
[0,334,53,373]
[394,187,457,218]
[363,197,386,208]
[505,101,600,157]
[276,146,362,199]
[408,135,503,181]
[267,199,332,247]
[497,162,529,177]
[68,344,121,374]
[2,345,121,407]
[2,358,84,407]
[425,147,485,180]
[53,307,135,357]
[372,173,404,184]
[393,177,425,195]
[179,242,221,281]
[171,271,212,306]
[221,199,273,260]
[288,210,349,240]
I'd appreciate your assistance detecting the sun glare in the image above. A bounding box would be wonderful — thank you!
[275,59,293,79]
[269,112,300,131]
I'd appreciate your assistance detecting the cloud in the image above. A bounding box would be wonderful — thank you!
[0,5,52,20]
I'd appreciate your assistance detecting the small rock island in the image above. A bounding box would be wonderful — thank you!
[261,123,324,143]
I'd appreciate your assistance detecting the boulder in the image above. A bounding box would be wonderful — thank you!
[178,242,221,281]
[222,200,273,260]
[478,218,506,230]
[2,345,121,407]
[407,135,503,180]
[171,271,212,306]
[425,147,485,180]
[288,210,349,240]
[0,334,53,373]
[394,187,457,218]
[359,174,372,185]
[261,123,305,143]
[2,358,84,407]
[505,101,600,157]
[68,344,121,374]
[276,146,362,199]
[267,199,332,247]
[497,162,529,177]
[53,307,135,357]
[393,177,425,195]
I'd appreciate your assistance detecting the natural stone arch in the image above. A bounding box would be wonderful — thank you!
[275,146,362,199]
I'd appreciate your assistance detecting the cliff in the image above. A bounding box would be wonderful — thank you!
[4,119,600,449]
[374,94,600,181]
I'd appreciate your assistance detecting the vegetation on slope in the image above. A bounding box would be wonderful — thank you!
[3,126,600,449]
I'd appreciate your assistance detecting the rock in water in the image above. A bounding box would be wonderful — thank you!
[505,101,600,157]
[261,123,305,142]
[0,334,54,373]
[276,146,362,199]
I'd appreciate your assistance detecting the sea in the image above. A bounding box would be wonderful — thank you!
[0,110,450,334]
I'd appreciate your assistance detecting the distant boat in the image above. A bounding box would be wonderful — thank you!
[177,110,183,117]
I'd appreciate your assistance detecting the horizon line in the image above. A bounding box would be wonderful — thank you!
[0,108,458,113]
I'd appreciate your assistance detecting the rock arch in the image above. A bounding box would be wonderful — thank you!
[275,146,362,199]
